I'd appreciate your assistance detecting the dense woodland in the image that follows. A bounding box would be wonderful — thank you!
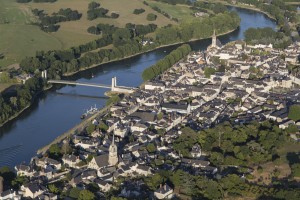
[245,27,292,48]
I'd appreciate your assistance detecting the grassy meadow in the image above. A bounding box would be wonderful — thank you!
[0,0,62,68]
[145,0,196,23]
[0,0,175,69]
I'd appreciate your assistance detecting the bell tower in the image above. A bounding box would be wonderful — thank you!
[212,29,217,48]
[108,133,118,166]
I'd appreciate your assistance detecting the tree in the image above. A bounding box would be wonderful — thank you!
[69,187,81,199]
[145,173,163,190]
[86,123,96,134]
[11,175,27,189]
[9,97,17,108]
[61,141,72,154]
[48,184,60,194]
[291,163,300,177]
[146,143,156,153]
[288,105,300,121]
[78,189,95,200]
[147,13,157,21]
[133,8,145,15]
[49,144,61,159]
[0,166,16,189]
[204,67,216,78]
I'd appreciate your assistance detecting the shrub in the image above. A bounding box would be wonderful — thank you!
[147,13,157,21]
[133,8,145,15]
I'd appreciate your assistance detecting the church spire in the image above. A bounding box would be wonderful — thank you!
[212,29,217,48]
[108,130,118,166]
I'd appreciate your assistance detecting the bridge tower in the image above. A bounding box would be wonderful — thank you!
[111,77,117,91]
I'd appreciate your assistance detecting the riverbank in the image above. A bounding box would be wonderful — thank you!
[0,84,52,128]
[229,4,276,21]
[36,98,115,154]
[63,27,239,77]
[0,27,238,128]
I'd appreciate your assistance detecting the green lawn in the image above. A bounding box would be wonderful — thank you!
[0,0,36,24]
[145,0,196,23]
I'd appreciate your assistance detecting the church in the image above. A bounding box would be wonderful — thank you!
[88,134,119,170]
[207,30,222,50]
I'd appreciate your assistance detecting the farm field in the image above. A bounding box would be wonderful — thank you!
[0,0,175,69]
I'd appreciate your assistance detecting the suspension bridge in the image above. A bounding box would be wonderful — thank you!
[48,77,136,93]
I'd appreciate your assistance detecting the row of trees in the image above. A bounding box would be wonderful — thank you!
[20,35,113,76]
[142,44,191,81]
[126,23,157,36]
[87,23,157,37]
[87,23,117,35]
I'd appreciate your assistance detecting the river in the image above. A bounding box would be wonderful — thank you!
[0,7,276,168]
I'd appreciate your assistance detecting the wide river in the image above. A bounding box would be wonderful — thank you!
[0,7,276,168]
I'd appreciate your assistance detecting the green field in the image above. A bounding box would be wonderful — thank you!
[0,0,62,68]
[0,0,175,69]
[145,0,196,23]
[0,24,62,67]
[0,0,36,24]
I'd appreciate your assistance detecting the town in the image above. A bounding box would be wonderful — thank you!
[1,32,300,200]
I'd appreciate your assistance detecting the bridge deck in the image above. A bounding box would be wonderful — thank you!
[48,80,111,89]
[48,80,136,91]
